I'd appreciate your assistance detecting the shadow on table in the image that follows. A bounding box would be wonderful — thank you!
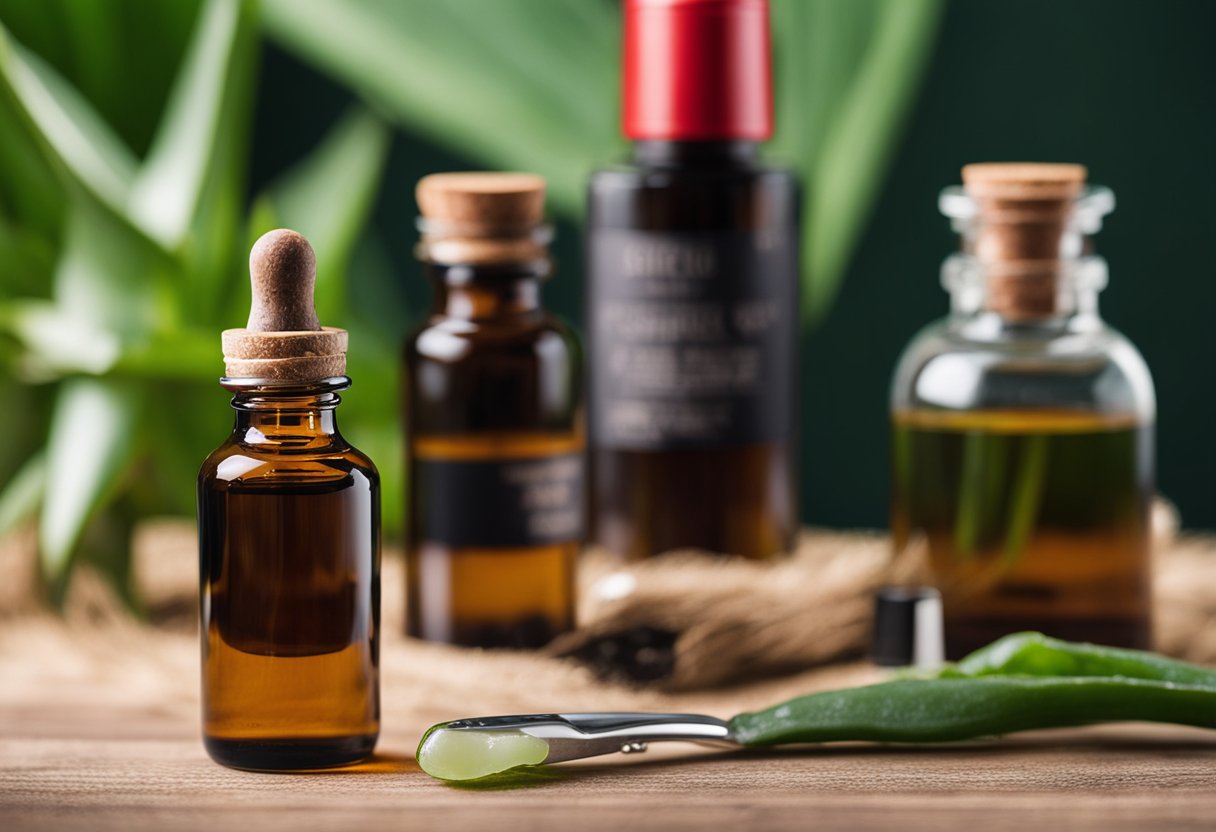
[284,752,421,776]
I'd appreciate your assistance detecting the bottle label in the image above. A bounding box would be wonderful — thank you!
[413,453,584,548]
[588,228,797,449]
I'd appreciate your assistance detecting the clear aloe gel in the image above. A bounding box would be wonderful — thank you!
[415,713,734,782]
[417,727,549,781]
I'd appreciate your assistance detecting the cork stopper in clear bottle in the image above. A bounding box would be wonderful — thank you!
[959,163,1088,321]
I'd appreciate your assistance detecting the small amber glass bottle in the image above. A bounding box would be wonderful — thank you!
[890,164,1154,658]
[405,173,583,648]
[199,230,380,770]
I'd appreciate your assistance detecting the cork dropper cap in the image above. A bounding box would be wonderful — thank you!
[961,163,1088,320]
[221,229,348,381]
[416,172,549,265]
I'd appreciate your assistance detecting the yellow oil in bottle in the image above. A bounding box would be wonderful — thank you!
[891,408,1152,658]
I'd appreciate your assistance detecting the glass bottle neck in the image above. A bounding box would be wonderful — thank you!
[226,381,347,448]
[942,254,1109,332]
[426,262,547,320]
[938,184,1115,331]
[631,140,759,168]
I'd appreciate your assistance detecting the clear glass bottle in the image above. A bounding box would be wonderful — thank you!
[405,173,583,649]
[890,164,1155,658]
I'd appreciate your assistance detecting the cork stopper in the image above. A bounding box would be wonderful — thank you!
[962,163,1087,201]
[416,172,549,265]
[221,229,347,381]
[961,163,1088,320]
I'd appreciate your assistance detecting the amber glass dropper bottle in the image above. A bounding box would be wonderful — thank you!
[198,229,380,770]
[890,164,1155,658]
[586,0,800,561]
[405,173,583,648]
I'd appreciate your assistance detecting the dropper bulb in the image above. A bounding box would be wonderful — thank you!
[247,228,321,332]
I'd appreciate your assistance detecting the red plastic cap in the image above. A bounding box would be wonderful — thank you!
[623,0,773,141]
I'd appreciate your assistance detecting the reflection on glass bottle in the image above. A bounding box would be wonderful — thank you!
[890,164,1154,658]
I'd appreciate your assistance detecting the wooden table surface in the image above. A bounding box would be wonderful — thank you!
[3,708,1215,831]
[4,684,1216,830]
[2,558,1215,832]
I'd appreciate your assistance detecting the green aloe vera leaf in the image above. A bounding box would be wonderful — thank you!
[260,0,618,215]
[771,0,882,169]
[176,0,258,322]
[52,198,173,346]
[128,0,254,252]
[251,107,392,322]
[134,386,227,518]
[950,631,1216,690]
[0,451,46,538]
[952,430,1010,559]
[1001,433,1050,568]
[433,0,616,143]
[0,0,201,154]
[0,198,172,382]
[32,0,125,138]
[0,299,123,378]
[0,217,56,298]
[39,377,143,582]
[799,0,945,325]
[0,92,64,241]
[730,676,1216,747]
[0,20,137,215]
[109,327,219,382]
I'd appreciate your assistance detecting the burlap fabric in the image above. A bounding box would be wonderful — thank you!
[2,503,1212,705]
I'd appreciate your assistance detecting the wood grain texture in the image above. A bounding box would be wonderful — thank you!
[3,532,1216,832]
[3,614,1216,831]
[2,722,1215,832]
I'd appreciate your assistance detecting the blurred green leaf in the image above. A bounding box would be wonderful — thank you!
[0,217,56,297]
[261,0,619,214]
[772,0,882,183]
[0,300,122,378]
[39,377,142,580]
[0,92,65,242]
[252,107,391,321]
[110,328,219,381]
[135,384,227,518]
[0,0,203,155]
[175,0,258,321]
[129,0,253,250]
[798,0,945,325]
[0,451,45,538]
[53,198,170,344]
[0,20,137,215]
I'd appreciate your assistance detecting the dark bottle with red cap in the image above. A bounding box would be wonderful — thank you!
[587,0,799,560]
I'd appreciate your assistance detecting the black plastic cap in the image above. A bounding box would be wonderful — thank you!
[871,586,945,668]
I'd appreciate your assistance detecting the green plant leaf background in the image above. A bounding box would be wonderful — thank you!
[0,0,944,598]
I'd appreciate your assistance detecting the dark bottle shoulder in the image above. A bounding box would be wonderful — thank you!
[589,159,797,192]
[587,159,799,232]
[198,436,379,488]
[407,312,580,363]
